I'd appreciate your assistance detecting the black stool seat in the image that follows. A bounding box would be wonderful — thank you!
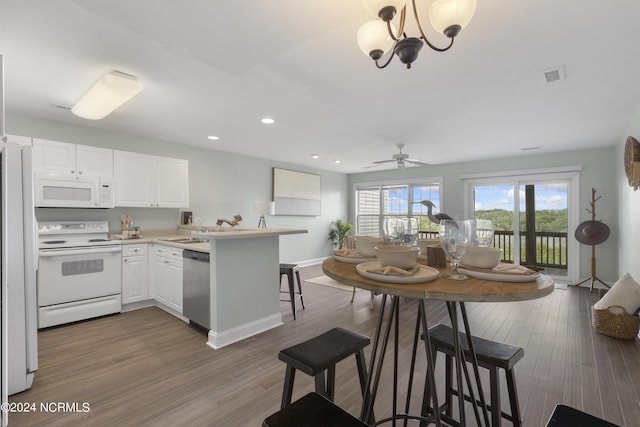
[263,392,369,427]
[545,404,619,427]
[278,327,370,410]
[279,263,304,319]
[423,324,524,427]
[428,324,524,370]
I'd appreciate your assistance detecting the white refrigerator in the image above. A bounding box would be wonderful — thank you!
[1,56,39,426]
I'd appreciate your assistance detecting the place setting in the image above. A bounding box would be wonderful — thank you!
[354,220,440,284]
[355,245,440,284]
[439,219,540,283]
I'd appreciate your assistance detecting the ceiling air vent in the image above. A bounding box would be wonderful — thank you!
[540,66,565,84]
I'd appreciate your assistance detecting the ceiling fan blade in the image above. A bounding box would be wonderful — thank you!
[371,159,397,164]
[363,163,382,169]
[405,159,430,166]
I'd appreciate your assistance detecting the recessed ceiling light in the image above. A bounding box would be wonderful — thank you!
[334,159,341,164]
[261,117,275,124]
[207,135,220,141]
[310,154,319,159]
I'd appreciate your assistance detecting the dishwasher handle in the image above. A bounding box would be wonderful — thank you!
[183,249,210,262]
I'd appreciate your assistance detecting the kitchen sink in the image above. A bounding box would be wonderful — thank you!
[159,238,209,244]
[174,238,209,244]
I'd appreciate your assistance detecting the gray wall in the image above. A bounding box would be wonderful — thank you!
[617,106,640,282]
[7,113,348,264]
[348,147,618,283]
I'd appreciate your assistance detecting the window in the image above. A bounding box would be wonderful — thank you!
[355,179,442,237]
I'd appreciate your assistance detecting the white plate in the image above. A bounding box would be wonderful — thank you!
[356,261,440,284]
[333,251,376,264]
[458,264,540,282]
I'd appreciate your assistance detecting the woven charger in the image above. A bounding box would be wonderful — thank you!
[592,305,640,340]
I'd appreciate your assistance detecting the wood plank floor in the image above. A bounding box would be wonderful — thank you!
[9,264,640,426]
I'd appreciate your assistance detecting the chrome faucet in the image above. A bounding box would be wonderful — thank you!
[216,214,243,227]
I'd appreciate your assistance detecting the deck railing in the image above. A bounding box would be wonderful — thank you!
[418,230,568,269]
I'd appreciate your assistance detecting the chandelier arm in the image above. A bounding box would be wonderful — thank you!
[385,6,407,41]
[375,45,396,69]
[386,21,400,42]
[411,0,456,52]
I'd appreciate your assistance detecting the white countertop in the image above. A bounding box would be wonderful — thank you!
[192,228,307,240]
[112,227,307,253]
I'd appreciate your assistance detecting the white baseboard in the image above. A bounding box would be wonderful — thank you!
[207,313,283,349]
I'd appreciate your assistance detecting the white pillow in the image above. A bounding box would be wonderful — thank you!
[593,273,640,314]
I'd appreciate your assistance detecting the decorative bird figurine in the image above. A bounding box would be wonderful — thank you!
[419,200,453,224]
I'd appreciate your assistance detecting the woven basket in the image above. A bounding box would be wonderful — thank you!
[592,305,640,340]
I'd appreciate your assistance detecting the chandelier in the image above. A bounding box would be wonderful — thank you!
[357,0,476,69]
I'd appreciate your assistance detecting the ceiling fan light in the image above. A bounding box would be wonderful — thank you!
[363,0,407,20]
[429,0,477,37]
[357,20,396,58]
[71,71,142,120]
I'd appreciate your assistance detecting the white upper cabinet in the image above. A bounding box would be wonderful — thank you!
[114,150,189,208]
[4,134,32,146]
[32,138,113,178]
[155,157,189,208]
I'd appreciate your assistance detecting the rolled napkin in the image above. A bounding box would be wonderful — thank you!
[334,249,358,257]
[369,265,420,277]
[492,264,536,275]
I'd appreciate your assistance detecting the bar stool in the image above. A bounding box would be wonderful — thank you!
[278,327,370,410]
[279,263,304,319]
[263,392,369,427]
[422,324,524,427]
[545,404,619,427]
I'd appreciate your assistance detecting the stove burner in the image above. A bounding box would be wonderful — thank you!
[88,239,110,242]
[42,240,67,244]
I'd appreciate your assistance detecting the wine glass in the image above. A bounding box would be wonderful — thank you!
[473,219,495,247]
[399,218,419,246]
[383,218,403,245]
[438,220,474,280]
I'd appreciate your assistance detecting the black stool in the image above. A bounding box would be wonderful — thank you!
[278,327,370,410]
[263,392,369,427]
[279,263,304,319]
[422,324,524,427]
[545,404,619,427]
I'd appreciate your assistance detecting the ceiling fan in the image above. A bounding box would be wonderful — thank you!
[368,144,430,170]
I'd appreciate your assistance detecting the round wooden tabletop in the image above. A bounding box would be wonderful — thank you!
[322,258,554,303]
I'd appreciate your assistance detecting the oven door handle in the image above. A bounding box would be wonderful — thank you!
[38,246,122,257]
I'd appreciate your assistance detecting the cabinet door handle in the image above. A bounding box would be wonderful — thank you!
[124,259,128,263]
[78,170,83,175]
[70,170,75,174]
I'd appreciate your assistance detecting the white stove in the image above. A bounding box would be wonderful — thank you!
[38,220,119,249]
[37,220,122,328]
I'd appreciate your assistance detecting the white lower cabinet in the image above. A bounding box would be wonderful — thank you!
[121,244,149,304]
[151,245,183,313]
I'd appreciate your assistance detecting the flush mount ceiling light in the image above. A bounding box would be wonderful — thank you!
[357,0,476,69]
[261,117,275,124]
[71,71,143,120]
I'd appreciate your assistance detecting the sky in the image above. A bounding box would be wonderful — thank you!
[474,183,568,211]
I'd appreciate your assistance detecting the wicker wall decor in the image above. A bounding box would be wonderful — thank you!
[624,136,640,190]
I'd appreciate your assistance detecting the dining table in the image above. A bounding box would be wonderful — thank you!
[322,257,555,426]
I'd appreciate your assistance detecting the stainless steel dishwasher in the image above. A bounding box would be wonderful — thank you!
[182,249,210,329]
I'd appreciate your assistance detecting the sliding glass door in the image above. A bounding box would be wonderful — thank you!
[464,169,580,282]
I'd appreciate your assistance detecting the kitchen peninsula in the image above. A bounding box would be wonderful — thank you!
[192,228,307,349]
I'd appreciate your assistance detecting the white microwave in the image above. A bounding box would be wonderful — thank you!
[34,176,115,208]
